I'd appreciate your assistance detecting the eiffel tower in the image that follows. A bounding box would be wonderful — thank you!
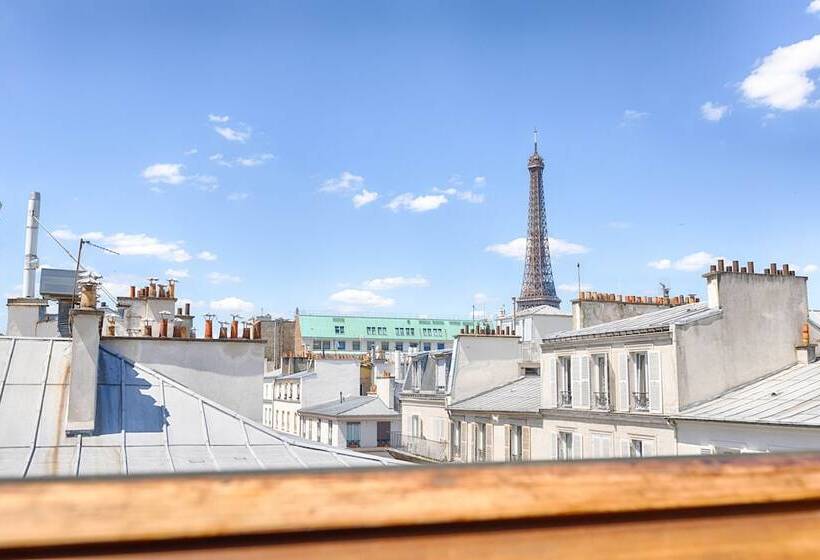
[518,130,561,310]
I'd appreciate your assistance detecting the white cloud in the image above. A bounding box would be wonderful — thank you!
[648,259,672,270]
[363,276,429,290]
[352,189,379,208]
[227,192,249,202]
[235,153,274,167]
[808,0,820,14]
[214,125,251,143]
[329,289,394,309]
[803,264,818,273]
[49,230,192,262]
[141,163,187,185]
[165,268,189,278]
[207,272,241,285]
[194,175,219,192]
[321,171,365,193]
[208,114,230,123]
[387,193,448,212]
[210,297,254,315]
[620,109,649,126]
[740,34,820,110]
[184,148,198,156]
[558,283,592,293]
[473,176,487,187]
[485,237,589,260]
[701,102,730,122]
[648,251,722,272]
[197,251,218,261]
[209,153,230,167]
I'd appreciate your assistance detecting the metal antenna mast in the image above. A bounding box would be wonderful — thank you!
[71,237,120,310]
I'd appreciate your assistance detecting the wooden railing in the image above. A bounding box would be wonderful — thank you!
[4,453,820,557]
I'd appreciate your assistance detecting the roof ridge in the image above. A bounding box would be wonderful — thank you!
[450,375,531,406]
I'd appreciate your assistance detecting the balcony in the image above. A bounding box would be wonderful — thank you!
[593,392,610,410]
[390,432,448,462]
[632,392,649,411]
[559,390,573,408]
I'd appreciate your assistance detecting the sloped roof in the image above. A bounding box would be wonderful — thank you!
[300,395,399,418]
[544,303,721,342]
[401,351,452,395]
[515,304,571,317]
[0,337,400,478]
[675,360,820,426]
[449,375,541,413]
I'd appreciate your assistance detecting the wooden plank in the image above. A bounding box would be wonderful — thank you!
[4,453,820,551]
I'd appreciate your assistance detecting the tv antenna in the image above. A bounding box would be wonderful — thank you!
[659,282,670,298]
[72,237,119,309]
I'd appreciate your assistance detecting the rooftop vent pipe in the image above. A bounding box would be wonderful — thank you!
[22,192,41,298]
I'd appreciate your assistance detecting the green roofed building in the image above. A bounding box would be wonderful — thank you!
[297,313,480,354]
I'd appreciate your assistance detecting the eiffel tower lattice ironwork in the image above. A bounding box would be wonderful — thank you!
[518,129,561,310]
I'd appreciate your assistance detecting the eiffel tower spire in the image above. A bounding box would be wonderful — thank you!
[518,129,560,310]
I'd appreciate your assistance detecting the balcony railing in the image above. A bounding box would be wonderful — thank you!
[632,391,649,411]
[593,392,610,410]
[520,341,540,363]
[559,390,573,408]
[390,432,448,462]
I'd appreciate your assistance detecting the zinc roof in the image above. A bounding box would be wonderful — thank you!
[676,360,820,426]
[300,395,399,418]
[544,303,721,342]
[449,376,541,413]
[0,337,400,479]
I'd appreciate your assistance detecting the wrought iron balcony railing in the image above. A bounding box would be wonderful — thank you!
[559,390,573,408]
[593,392,610,410]
[632,392,649,411]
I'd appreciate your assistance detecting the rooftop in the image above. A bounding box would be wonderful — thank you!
[513,304,571,318]
[298,313,476,341]
[544,302,721,342]
[449,375,541,413]
[299,395,399,418]
[0,337,400,478]
[675,360,820,427]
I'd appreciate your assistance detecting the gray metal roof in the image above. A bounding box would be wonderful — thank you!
[449,375,541,413]
[515,304,571,318]
[544,303,721,342]
[300,395,399,418]
[0,337,400,479]
[676,360,820,426]
[401,351,451,394]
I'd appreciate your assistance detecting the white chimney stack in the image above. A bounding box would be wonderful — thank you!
[22,192,41,298]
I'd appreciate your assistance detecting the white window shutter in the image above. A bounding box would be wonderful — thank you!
[504,425,511,461]
[643,439,656,457]
[486,424,494,462]
[648,351,663,413]
[591,434,601,459]
[544,356,557,408]
[620,438,631,458]
[522,426,531,461]
[617,353,629,412]
[570,356,581,408]
[572,432,583,460]
[579,356,591,408]
[550,430,557,460]
[460,422,468,461]
[603,435,613,458]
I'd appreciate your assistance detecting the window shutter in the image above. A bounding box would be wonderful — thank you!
[571,432,583,460]
[602,434,612,458]
[460,422,468,461]
[591,434,602,458]
[522,426,531,461]
[549,430,558,460]
[579,356,591,408]
[504,425,511,461]
[643,439,656,457]
[485,424,494,462]
[617,353,629,412]
[648,351,663,413]
[544,356,557,408]
[620,438,631,458]
[570,356,581,408]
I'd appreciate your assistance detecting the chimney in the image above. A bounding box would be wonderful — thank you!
[797,323,816,364]
[142,319,153,337]
[65,281,104,436]
[129,285,136,299]
[204,315,214,339]
[22,192,41,299]
[184,302,191,315]
[375,371,396,410]
[168,279,176,299]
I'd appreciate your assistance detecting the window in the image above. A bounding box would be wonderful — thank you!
[336,340,346,350]
[423,342,431,351]
[286,412,291,432]
[437,342,445,350]
[411,415,423,438]
[631,352,649,410]
[558,356,572,407]
[377,327,387,335]
[334,325,345,334]
[409,342,418,350]
[352,341,361,351]
[295,385,300,400]
[346,422,361,448]
[377,421,391,447]
[510,425,523,462]
[557,431,573,461]
[475,423,486,462]
[380,341,389,351]
[395,343,403,352]
[593,354,609,409]
[366,340,375,351]
[629,439,644,458]
[451,422,461,459]
[312,339,321,351]
[321,340,331,350]
[408,328,415,336]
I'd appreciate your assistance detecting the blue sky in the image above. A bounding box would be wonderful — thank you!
[1,1,819,327]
